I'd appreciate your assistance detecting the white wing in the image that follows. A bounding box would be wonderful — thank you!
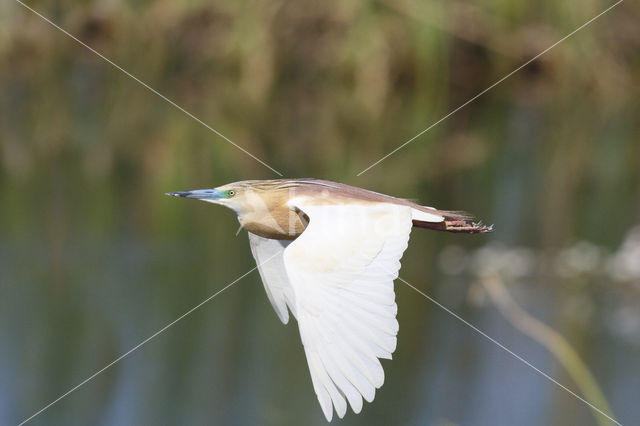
[283,201,413,421]
[248,232,296,324]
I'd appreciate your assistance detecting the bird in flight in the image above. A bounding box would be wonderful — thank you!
[167,178,491,421]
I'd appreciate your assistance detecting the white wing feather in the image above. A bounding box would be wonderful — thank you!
[282,202,413,421]
[247,232,296,323]
[411,207,444,223]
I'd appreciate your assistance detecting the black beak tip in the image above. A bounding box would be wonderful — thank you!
[166,191,190,198]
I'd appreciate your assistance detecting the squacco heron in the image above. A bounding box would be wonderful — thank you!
[168,178,490,421]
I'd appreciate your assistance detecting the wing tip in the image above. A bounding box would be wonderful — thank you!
[321,404,333,422]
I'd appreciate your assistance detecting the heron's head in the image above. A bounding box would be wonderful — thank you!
[166,181,281,216]
[166,183,246,211]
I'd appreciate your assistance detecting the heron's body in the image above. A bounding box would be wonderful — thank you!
[186,178,484,240]
[168,178,490,421]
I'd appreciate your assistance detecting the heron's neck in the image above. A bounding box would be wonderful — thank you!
[235,194,305,240]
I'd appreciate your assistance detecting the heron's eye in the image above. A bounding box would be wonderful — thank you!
[227,190,236,197]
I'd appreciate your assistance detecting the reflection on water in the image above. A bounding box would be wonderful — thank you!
[2,224,639,425]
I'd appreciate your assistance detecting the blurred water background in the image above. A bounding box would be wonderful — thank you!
[1,1,639,425]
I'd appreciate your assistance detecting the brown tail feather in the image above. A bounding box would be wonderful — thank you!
[413,209,493,234]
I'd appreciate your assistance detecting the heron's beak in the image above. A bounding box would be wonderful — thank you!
[166,189,225,200]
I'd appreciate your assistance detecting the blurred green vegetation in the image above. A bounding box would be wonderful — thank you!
[1,1,639,425]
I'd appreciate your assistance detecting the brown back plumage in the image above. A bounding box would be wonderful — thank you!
[230,179,491,235]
